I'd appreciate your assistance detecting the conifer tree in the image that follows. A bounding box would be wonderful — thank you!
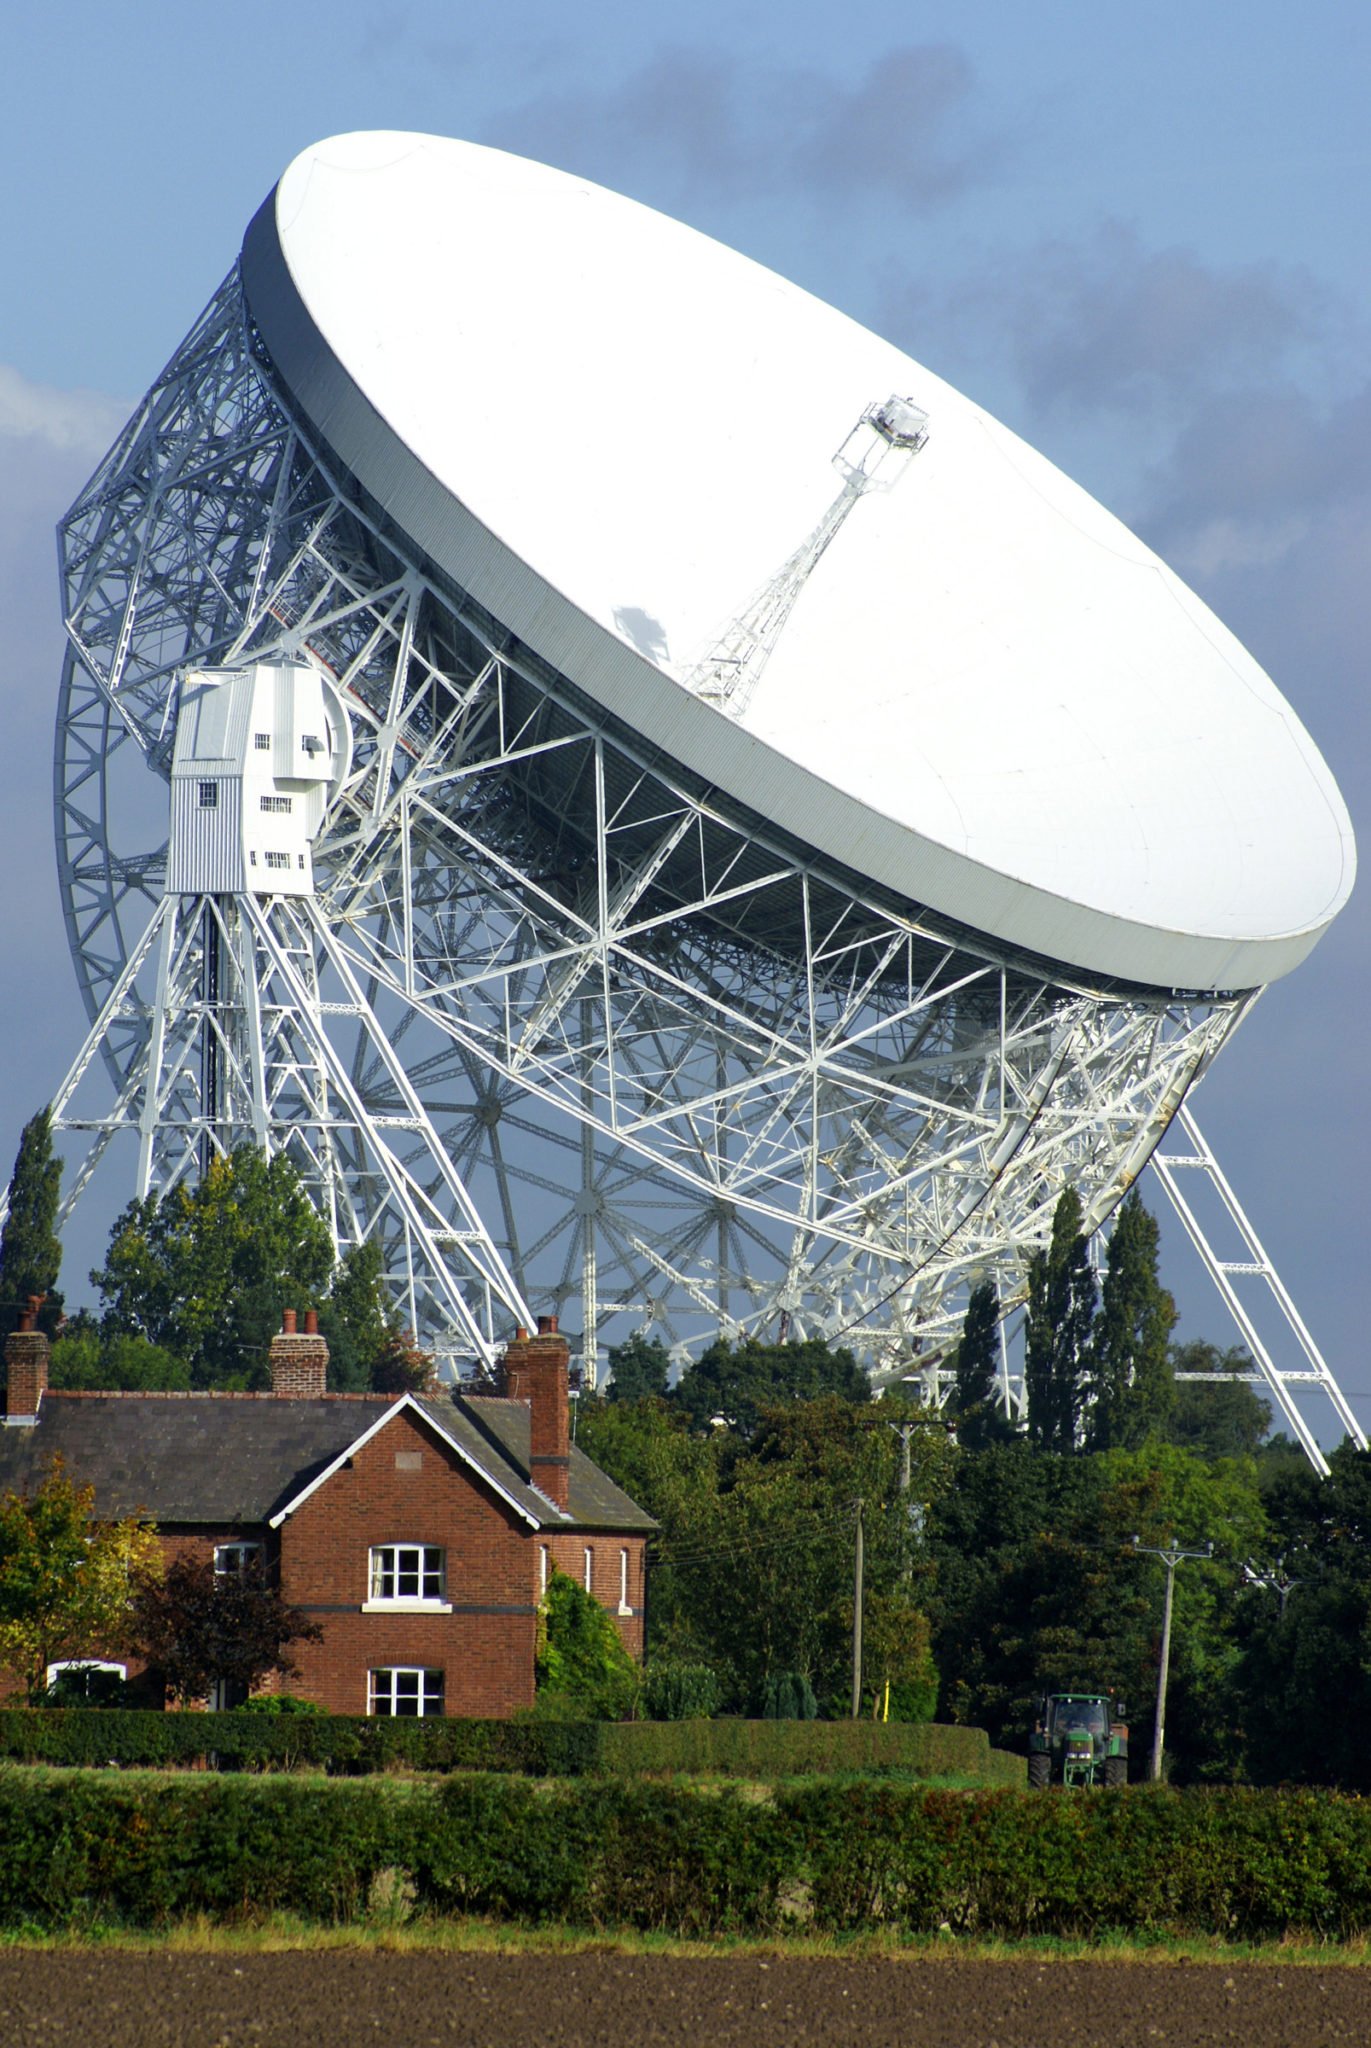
[0,1108,64,1338]
[1088,1188,1176,1450]
[1024,1185,1096,1451]
[951,1280,1004,1448]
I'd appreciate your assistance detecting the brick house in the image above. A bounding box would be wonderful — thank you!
[0,1309,653,1717]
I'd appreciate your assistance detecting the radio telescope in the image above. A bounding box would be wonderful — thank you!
[36,133,1359,1468]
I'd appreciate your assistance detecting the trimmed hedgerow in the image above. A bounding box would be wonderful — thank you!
[599,1717,1024,1784]
[1,1777,1370,1937]
[0,1710,600,1776]
[0,1711,1019,1782]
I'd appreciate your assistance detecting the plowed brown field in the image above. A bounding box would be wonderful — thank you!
[2,1950,1370,2047]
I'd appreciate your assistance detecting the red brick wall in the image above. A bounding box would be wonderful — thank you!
[278,1405,540,1717]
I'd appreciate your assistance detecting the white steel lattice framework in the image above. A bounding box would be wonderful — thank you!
[43,267,1350,1444]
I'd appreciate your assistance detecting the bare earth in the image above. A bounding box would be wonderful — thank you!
[2,1951,1370,2047]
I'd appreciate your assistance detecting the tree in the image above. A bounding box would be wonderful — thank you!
[368,1326,434,1394]
[1088,1190,1176,1450]
[534,1568,639,1719]
[317,1240,399,1392]
[950,1281,1009,1448]
[48,1314,190,1392]
[131,1553,322,1706]
[93,1147,336,1387]
[0,1108,64,1339]
[606,1332,670,1403]
[1165,1341,1271,1459]
[671,1335,870,1437]
[1024,1187,1097,1452]
[0,1459,161,1703]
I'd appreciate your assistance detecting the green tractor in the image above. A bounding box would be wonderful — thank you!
[1028,1692,1128,1788]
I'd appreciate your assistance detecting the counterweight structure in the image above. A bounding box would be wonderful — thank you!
[31,136,1362,1472]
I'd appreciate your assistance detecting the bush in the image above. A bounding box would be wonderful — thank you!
[535,1570,639,1721]
[760,1671,819,1720]
[642,1661,723,1721]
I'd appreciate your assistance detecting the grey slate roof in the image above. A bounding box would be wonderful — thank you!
[0,1389,653,1534]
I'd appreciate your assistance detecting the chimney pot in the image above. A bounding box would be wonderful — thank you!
[304,1308,319,1336]
[537,1313,558,1336]
[282,1308,297,1336]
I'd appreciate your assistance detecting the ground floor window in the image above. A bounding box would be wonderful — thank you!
[369,1666,445,1717]
[45,1660,126,1705]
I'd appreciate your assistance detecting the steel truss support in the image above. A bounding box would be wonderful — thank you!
[44,885,531,1370]
[1150,1104,1366,1476]
[31,261,1359,1460]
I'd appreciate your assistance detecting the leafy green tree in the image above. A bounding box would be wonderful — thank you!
[93,1147,335,1388]
[1165,1341,1271,1459]
[606,1332,671,1403]
[317,1241,398,1392]
[1229,1445,1371,1787]
[0,1459,162,1703]
[534,1568,639,1720]
[131,1553,322,1707]
[1088,1190,1176,1450]
[1024,1187,1097,1452]
[950,1281,1011,1448]
[48,1321,190,1392]
[671,1335,870,1437]
[0,1108,64,1338]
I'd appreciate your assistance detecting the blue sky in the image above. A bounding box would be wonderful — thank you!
[1,2,1367,1437]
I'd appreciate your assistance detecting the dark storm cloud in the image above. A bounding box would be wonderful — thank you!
[486,43,984,210]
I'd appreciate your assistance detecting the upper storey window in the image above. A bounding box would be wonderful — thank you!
[365,1544,448,1609]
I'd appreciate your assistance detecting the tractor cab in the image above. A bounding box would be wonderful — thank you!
[1028,1691,1128,1788]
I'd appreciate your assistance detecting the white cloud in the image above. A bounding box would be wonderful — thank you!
[0,363,126,458]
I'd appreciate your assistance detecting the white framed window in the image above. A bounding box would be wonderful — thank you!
[539,1544,550,1594]
[364,1543,450,1611]
[197,779,219,808]
[583,1545,593,1593]
[619,1547,632,1615]
[369,1667,444,1717]
[264,850,290,870]
[46,1659,126,1694]
[214,1541,264,1577]
[260,794,293,814]
[254,732,272,750]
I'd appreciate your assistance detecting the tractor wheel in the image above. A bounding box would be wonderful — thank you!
[1028,1753,1050,1789]
[1105,1755,1127,1788]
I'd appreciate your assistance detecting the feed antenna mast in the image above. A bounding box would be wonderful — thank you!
[685,396,929,716]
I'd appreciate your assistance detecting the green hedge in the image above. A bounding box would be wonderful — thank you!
[1,1777,1370,1937]
[0,1710,599,1777]
[0,1711,1019,1782]
[599,1718,1023,1784]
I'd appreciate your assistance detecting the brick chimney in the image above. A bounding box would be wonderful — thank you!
[5,1296,49,1423]
[269,1307,329,1398]
[500,1314,570,1510]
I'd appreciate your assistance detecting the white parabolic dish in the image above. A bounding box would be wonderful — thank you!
[241,132,1354,992]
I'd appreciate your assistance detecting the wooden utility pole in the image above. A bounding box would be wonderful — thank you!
[1133,1535,1212,1781]
[851,1497,865,1718]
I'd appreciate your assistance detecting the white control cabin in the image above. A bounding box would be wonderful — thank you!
[166,664,343,896]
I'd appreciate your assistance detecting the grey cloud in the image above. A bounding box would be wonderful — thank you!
[1002,222,1318,417]
[486,42,983,210]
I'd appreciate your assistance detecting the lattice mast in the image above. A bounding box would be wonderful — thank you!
[685,396,929,715]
